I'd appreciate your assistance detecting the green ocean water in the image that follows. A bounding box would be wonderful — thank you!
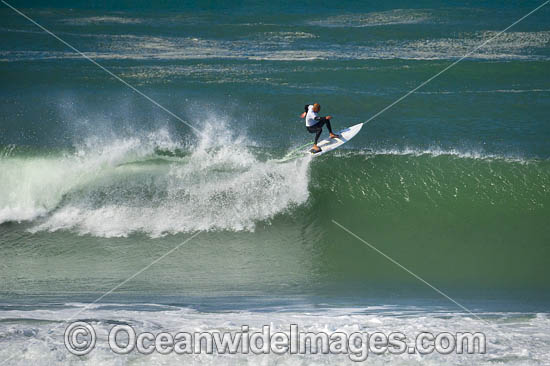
[1,1,550,364]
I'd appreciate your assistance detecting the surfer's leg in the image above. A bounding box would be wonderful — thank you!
[324,119,339,138]
[325,120,334,134]
[314,128,322,144]
[307,124,322,143]
[316,118,338,138]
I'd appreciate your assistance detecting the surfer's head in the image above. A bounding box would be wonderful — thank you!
[313,103,321,112]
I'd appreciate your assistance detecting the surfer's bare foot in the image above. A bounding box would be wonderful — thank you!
[311,145,321,153]
[329,133,339,139]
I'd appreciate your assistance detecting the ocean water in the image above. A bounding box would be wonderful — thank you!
[1,1,550,365]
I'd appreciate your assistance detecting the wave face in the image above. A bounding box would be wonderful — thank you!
[318,150,550,212]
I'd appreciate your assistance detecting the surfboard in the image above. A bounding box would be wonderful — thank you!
[308,123,363,156]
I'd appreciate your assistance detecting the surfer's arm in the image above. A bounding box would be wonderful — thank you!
[300,104,310,119]
[314,115,332,122]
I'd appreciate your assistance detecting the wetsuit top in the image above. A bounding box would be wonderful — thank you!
[304,104,323,127]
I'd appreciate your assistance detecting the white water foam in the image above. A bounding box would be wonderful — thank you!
[2,30,549,62]
[0,130,176,224]
[0,302,548,365]
[308,9,433,27]
[1,117,310,237]
[61,16,144,25]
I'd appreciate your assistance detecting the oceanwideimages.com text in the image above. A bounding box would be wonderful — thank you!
[65,322,486,361]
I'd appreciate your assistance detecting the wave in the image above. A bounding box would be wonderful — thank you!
[2,134,549,237]
[318,149,549,212]
[0,124,310,237]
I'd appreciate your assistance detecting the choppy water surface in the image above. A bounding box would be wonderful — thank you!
[1,1,549,364]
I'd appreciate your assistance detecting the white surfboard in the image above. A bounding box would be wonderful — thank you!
[308,123,363,156]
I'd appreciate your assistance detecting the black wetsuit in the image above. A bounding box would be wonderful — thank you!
[304,104,334,145]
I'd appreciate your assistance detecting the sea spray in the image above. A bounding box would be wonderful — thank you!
[11,121,311,237]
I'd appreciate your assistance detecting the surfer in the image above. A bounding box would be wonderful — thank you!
[300,103,339,153]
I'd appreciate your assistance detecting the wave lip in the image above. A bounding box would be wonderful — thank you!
[361,146,531,162]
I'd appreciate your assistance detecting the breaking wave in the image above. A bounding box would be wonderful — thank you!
[0,123,311,237]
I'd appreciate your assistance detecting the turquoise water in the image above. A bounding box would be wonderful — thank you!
[1,1,550,365]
